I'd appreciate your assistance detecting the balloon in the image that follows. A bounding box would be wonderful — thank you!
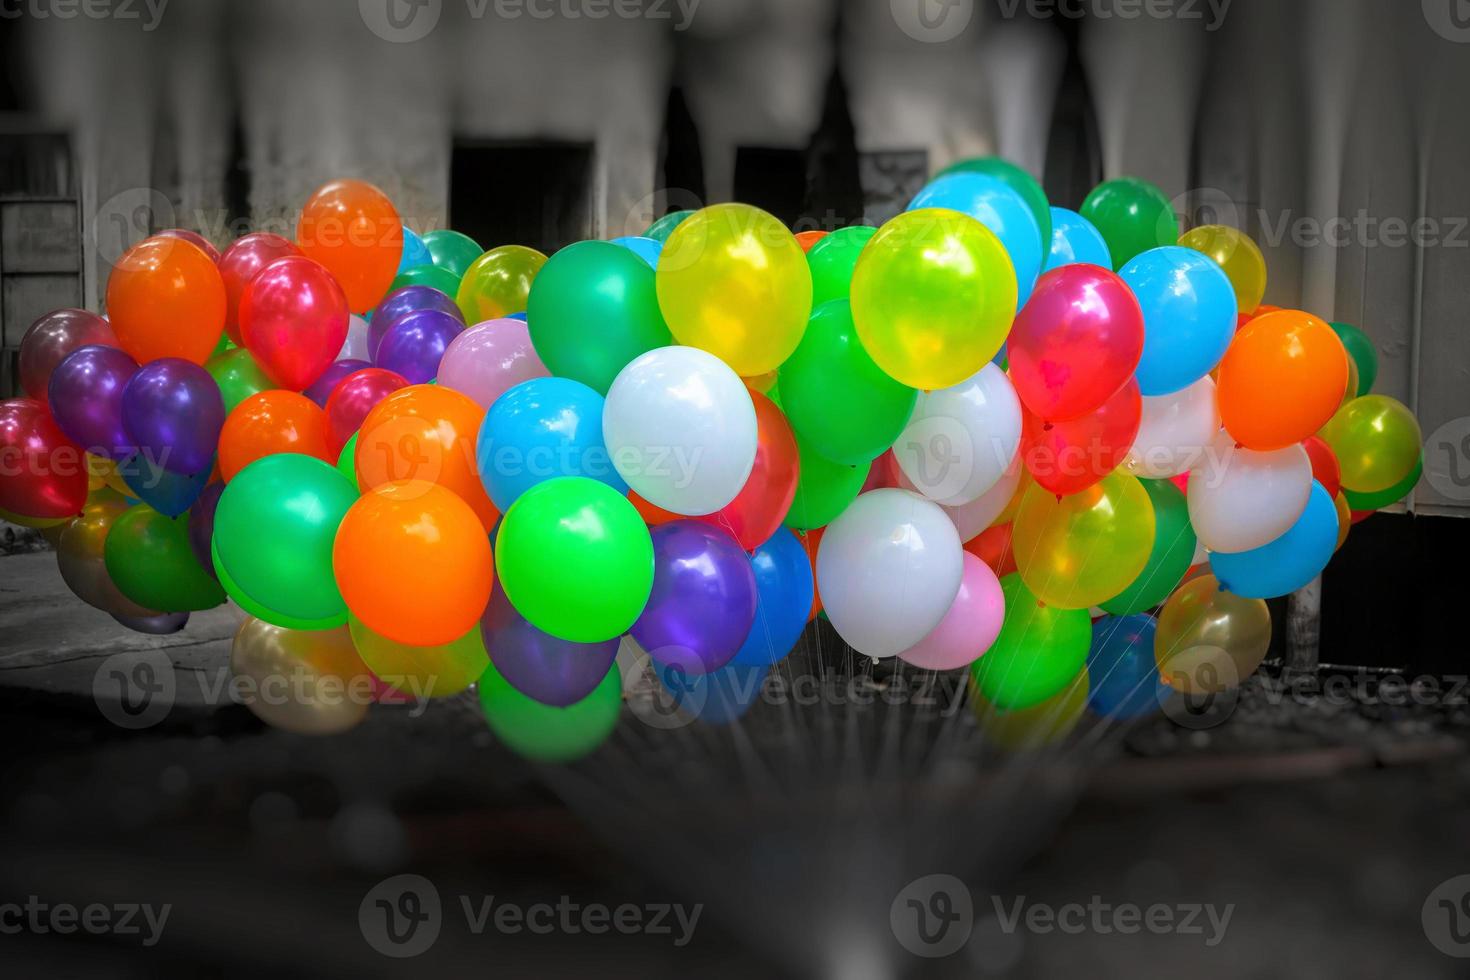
[1177,225,1267,314]
[816,488,963,659]
[1216,310,1348,450]
[806,225,876,306]
[117,451,212,517]
[936,156,1051,254]
[113,611,189,635]
[893,363,1020,506]
[603,346,757,516]
[1008,264,1144,421]
[478,658,621,763]
[690,390,799,551]
[1187,431,1312,553]
[610,235,663,268]
[239,255,350,390]
[47,345,138,459]
[850,208,1016,390]
[494,476,654,643]
[354,383,497,532]
[1154,573,1270,694]
[656,203,812,377]
[437,317,550,408]
[965,520,1017,575]
[913,454,1025,542]
[1078,176,1179,269]
[1119,246,1238,395]
[794,230,827,252]
[187,481,223,574]
[972,666,1089,750]
[104,504,225,611]
[655,657,769,726]
[205,346,275,414]
[296,179,403,313]
[970,574,1091,710]
[1319,394,1422,494]
[218,390,332,481]
[218,233,301,345]
[631,521,758,675]
[374,308,460,384]
[368,286,465,361]
[1123,376,1220,479]
[1333,491,1352,550]
[304,358,371,408]
[908,172,1043,305]
[456,245,546,323]
[1086,615,1165,720]
[1329,321,1377,396]
[0,399,89,518]
[1209,481,1337,599]
[1343,456,1422,510]
[106,235,226,364]
[1093,476,1194,615]
[422,229,483,278]
[19,308,117,401]
[525,240,673,394]
[119,358,225,475]
[1301,435,1342,500]
[898,552,1005,671]
[337,432,359,488]
[391,263,461,297]
[785,433,870,531]
[644,209,693,242]
[231,619,372,735]
[1043,206,1111,272]
[339,314,372,362]
[777,299,915,466]
[481,582,619,707]
[349,613,488,699]
[57,492,159,617]
[1013,469,1155,610]
[1020,377,1141,497]
[398,226,432,273]
[325,367,409,454]
[727,528,814,666]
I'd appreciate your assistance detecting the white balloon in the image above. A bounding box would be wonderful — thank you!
[817,488,964,658]
[1125,375,1220,478]
[338,314,371,362]
[894,363,1022,506]
[1187,431,1312,554]
[603,346,757,515]
[901,453,1024,542]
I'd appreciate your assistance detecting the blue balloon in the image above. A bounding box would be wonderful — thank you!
[907,172,1043,307]
[610,235,663,269]
[656,660,769,725]
[118,452,212,518]
[1044,206,1112,272]
[475,377,626,510]
[1119,245,1237,395]
[1210,481,1338,599]
[1086,614,1165,720]
[398,226,432,275]
[728,528,814,667]
[505,311,527,322]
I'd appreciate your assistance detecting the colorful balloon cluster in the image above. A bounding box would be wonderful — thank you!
[3,163,1424,757]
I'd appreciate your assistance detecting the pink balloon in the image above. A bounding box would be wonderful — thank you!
[219,233,302,345]
[325,367,409,454]
[898,553,1005,670]
[239,255,349,391]
[1007,264,1144,422]
[18,309,118,402]
[436,318,549,409]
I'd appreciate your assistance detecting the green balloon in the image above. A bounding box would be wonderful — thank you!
[104,505,225,612]
[971,574,1091,711]
[938,157,1051,257]
[1080,177,1178,270]
[806,225,876,307]
[1343,456,1422,510]
[212,453,358,628]
[422,229,483,279]
[211,538,346,630]
[205,347,273,414]
[784,432,870,530]
[777,299,916,465]
[391,263,461,297]
[525,240,671,394]
[495,476,654,643]
[337,432,359,489]
[211,332,235,358]
[1100,478,1196,615]
[644,209,694,243]
[478,659,622,762]
[1330,321,1378,396]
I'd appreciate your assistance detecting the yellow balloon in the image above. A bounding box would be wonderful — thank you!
[1154,573,1270,693]
[456,244,547,323]
[230,618,372,735]
[1012,470,1155,610]
[348,612,488,698]
[655,204,812,376]
[1318,394,1423,494]
[1178,224,1267,314]
[1332,491,1351,551]
[971,666,1088,751]
[55,491,159,617]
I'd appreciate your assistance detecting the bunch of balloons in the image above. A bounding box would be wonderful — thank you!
[4,162,1425,758]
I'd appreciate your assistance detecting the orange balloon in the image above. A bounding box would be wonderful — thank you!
[296,179,402,314]
[799,527,823,621]
[105,236,225,364]
[218,390,332,480]
[629,490,681,526]
[354,384,498,533]
[1216,310,1348,451]
[794,230,828,253]
[333,481,494,647]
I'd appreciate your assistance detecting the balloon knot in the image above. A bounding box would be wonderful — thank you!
[1042,422,1055,432]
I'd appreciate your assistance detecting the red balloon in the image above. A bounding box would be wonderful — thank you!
[325,367,409,455]
[860,448,902,493]
[1007,265,1144,422]
[1301,435,1342,500]
[1021,376,1141,496]
[1350,508,1374,525]
[239,256,350,391]
[18,308,118,402]
[698,390,799,550]
[965,522,1017,577]
[0,398,89,518]
[219,233,301,345]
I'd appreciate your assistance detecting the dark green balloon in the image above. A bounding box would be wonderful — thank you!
[644,210,694,243]
[205,347,273,414]
[478,659,621,762]
[806,225,876,307]
[104,505,225,612]
[1080,177,1178,270]
[784,432,870,530]
[1100,478,1196,615]
[938,157,1051,257]
[391,263,461,297]
[1330,321,1378,396]
[422,230,483,279]
[1343,456,1421,510]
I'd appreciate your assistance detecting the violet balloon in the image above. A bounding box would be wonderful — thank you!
[304,358,371,407]
[120,358,225,475]
[631,521,758,676]
[480,583,619,707]
[375,309,461,384]
[112,610,190,635]
[19,308,118,402]
[188,482,224,577]
[368,285,464,360]
[47,345,139,459]
[437,318,550,409]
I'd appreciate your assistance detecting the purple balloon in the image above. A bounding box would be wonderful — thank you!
[112,610,189,635]
[480,584,618,707]
[120,358,225,475]
[304,358,371,407]
[632,521,758,676]
[376,309,461,385]
[368,286,464,361]
[47,344,139,459]
[188,482,224,578]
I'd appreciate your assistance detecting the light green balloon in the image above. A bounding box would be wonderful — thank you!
[806,225,876,307]
[337,432,359,490]
[205,347,273,414]
[478,659,621,762]
[971,574,1091,711]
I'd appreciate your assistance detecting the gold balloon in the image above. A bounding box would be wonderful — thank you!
[348,612,488,699]
[230,618,373,735]
[1333,491,1351,551]
[56,491,159,617]
[85,453,132,495]
[456,244,547,323]
[1177,224,1267,314]
[1154,574,1270,693]
[971,667,1089,751]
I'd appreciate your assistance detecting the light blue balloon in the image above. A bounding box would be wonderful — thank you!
[1086,614,1165,720]
[656,660,769,725]
[610,235,663,269]
[1044,207,1112,272]
[475,377,626,511]
[907,172,1042,308]
[1209,482,1338,599]
[728,528,814,667]
[1119,245,1238,395]
[398,226,432,275]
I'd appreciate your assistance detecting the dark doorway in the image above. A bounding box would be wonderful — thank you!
[450,140,594,255]
[734,147,807,229]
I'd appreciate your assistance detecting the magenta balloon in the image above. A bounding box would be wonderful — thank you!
[18,309,118,402]
[480,583,619,707]
[325,367,409,453]
[368,286,464,361]
[239,255,350,391]
[1008,264,1144,422]
[375,309,461,385]
[47,345,139,459]
[898,553,1005,670]
[437,318,550,409]
[119,358,225,475]
[219,232,300,342]
[157,229,220,264]
[304,358,371,407]
[631,521,758,676]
